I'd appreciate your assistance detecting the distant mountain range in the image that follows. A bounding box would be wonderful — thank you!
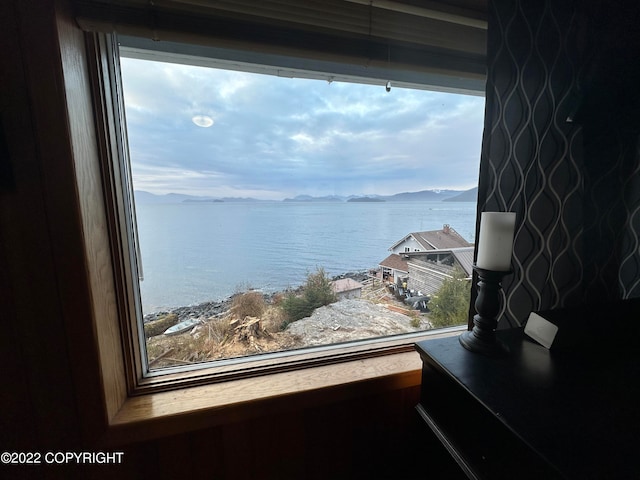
[443,187,478,202]
[282,194,343,203]
[347,197,386,203]
[134,187,477,204]
[134,191,263,204]
[281,189,476,202]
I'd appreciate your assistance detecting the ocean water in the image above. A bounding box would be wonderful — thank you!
[136,201,477,313]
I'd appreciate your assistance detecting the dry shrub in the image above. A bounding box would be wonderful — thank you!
[270,292,286,306]
[146,329,212,367]
[409,311,422,328]
[230,291,266,319]
[205,318,233,344]
[261,305,288,334]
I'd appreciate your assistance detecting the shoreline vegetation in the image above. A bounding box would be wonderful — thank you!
[143,267,470,369]
[143,270,432,369]
[142,270,371,325]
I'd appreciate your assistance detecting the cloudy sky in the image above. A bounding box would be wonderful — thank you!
[120,57,485,200]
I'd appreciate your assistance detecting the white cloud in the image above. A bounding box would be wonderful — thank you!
[120,56,485,199]
[290,132,314,145]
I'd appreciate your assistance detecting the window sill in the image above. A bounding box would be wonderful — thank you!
[103,349,424,446]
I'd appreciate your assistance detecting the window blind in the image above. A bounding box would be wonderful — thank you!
[73,0,487,92]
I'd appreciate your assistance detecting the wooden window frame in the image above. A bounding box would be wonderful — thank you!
[44,2,480,446]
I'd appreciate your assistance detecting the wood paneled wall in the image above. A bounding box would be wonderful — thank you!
[88,386,464,480]
[0,1,463,479]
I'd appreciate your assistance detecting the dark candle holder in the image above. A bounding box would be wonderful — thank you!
[459,265,511,356]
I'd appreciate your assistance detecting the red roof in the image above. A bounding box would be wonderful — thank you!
[379,253,409,272]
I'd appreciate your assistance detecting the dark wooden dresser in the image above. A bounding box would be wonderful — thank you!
[415,300,640,480]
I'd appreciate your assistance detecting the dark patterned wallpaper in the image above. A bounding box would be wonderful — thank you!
[477,0,640,327]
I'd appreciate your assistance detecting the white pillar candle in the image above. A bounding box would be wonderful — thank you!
[476,212,516,271]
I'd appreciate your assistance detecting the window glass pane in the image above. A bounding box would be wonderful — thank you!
[119,53,484,370]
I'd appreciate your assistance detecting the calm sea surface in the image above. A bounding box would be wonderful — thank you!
[136,201,477,313]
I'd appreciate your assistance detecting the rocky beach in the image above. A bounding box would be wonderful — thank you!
[143,271,432,368]
[142,271,371,325]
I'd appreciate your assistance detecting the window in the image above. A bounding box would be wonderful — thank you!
[112,37,484,377]
[77,0,488,396]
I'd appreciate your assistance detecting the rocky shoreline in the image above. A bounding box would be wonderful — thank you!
[142,269,432,368]
[142,270,372,324]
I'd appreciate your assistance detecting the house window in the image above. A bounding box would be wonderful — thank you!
[119,56,480,377]
[113,37,484,375]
